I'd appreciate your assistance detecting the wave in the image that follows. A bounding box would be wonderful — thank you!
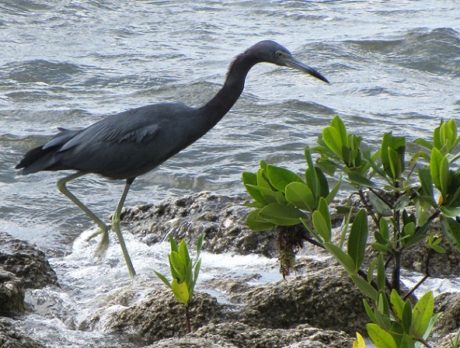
[345,28,460,77]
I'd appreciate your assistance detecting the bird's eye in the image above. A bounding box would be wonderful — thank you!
[275,51,284,58]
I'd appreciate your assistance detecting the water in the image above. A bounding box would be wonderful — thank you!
[0,0,459,346]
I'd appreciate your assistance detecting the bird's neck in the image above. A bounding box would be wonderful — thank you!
[199,53,259,127]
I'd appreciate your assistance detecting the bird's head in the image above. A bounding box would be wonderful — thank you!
[245,40,329,83]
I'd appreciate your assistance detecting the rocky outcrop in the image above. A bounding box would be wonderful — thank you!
[0,317,45,348]
[0,270,24,316]
[240,264,367,334]
[121,192,278,257]
[0,231,58,317]
[102,289,223,344]
[0,231,58,289]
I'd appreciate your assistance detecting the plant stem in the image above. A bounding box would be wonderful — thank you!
[404,249,432,301]
[358,189,379,226]
[185,305,191,333]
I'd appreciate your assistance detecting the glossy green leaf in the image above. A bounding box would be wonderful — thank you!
[312,210,330,242]
[346,170,375,187]
[351,274,379,302]
[418,168,436,206]
[266,164,303,192]
[246,210,275,231]
[243,172,266,203]
[402,300,412,333]
[245,184,284,205]
[441,216,460,251]
[366,324,398,348]
[285,182,316,211]
[259,203,304,226]
[390,290,405,322]
[348,209,368,271]
[323,126,343,158]
[325,242,355,274]
[363,299,378,323]
[368,191,392,216]
[411,291,434,338]
[326,179,341,204]
[154,271,171,289]
[430,147,443,191]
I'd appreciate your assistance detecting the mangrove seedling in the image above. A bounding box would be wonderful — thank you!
[155,234,203,333]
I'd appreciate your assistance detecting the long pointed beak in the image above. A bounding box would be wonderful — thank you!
[285,57,329,84]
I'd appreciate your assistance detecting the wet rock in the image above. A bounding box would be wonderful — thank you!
[240,262,367,334]
[433,292,460,339]
[0,270,25,315]
[0,317,46,348]
[400,239,460,277]
[121,192,278,257]
[437,332,460,348]
[104,288,223,345]
[145,336,236,348]
[191,322,352,348]
[0,231,58,289]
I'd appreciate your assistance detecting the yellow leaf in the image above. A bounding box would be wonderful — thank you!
[171,278,190,305]
[353,332,366,348]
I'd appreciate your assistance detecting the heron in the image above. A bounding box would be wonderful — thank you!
[16,40,329,278]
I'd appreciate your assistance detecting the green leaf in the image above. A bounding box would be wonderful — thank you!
[326,179,341,204]
[171,278,190,305]
[430,147,443,191]
[323,126,343,158]
[312,210,331,242]
[243,172,266,203]
[414,138,432,150]
[348,209,368,271]
[266,164,303,192]
[285,182,316,211]
[195,234,204,255]
[411,291,434,338]
[418,168,436,206]
[402,301,412,333]
[390,290,405,322]
[331,115,348,144]
[245,184,284,205]
[442,217,460,251]
[346,169,375,187]
[376,254,386,292]
[351,274,379,302]
[366,323,398,348]
[363,299,378,323]
[169,251,186,282]
[368,191,392,216]
[154,271,172,289]
[259,203,305,226]
[324,242,356,274]
[246,210,276,231]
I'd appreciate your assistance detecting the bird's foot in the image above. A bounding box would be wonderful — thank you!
[94,228,110,257]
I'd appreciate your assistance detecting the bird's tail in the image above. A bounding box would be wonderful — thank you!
[16,128,81,174]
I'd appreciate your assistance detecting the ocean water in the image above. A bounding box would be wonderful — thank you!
[0,1,459,346]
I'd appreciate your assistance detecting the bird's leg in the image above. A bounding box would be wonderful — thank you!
[111,178,136,278]
[57,172,110,256]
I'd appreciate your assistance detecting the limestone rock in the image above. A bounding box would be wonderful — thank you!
[121,192,278,257]
[104,288,223,345]
[240,263,367,334]
[0,231,58,289]
[0,270,25,315]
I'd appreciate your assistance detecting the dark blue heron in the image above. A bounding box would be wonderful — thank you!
[16,40,329,277]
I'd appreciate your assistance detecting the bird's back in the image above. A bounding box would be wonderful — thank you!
[17,102,203,180]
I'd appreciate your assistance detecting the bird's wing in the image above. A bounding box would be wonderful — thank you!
[58,116,161,153]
